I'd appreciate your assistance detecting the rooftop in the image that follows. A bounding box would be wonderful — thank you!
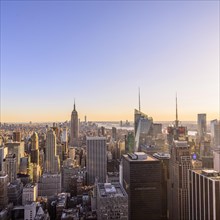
[86,136,106,140]
[97,183,127,198]
[124,152,158,162]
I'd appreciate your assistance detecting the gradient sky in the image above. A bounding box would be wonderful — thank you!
[1,1,219,123]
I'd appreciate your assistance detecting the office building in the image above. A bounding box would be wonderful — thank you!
[22,183,38,205]
[70,102,79,147]
[213,122,220,147]
[197,114,207,140]
[13,131,21,142]
[167,96,188,151]
[153,152,170,220]
[0,174,8,209]
[169,140,192,220]
[4,153,17,182]
[31,132,39,164]
[134,109,154,151]
[6,141,24,172]
[96,182,128,220]
[213,148,220,172]
[30,132,41,183]
[188,169,220,220]
[112,127,117,141]
[122,152,162,220]
[45,129,60,174]
[0,145,8,172]
[38,173,61,196]
[8,179,23,205]
[86,137,107,185]
[24,202,37,220]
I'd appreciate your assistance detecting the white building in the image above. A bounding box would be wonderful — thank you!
[22,183,38,205]
[24,202,37,220]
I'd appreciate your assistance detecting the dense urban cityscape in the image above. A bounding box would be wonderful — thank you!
[1,1,219,220]
[0,98,220,220]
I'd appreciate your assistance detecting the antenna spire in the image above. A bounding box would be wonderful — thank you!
[175,93,179,127]
[139,87,141,111]
[74,99,75,111]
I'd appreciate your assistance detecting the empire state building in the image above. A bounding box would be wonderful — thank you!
[70,102,79,147]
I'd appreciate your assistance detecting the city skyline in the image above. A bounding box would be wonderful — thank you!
[1,1,219,123]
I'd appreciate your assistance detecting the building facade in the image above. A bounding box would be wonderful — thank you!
[86,137,107,185]
[70,103,79,147]
[122,152,163,220]
[169,140,192,220]
[96,182,128,220]
[45,129,60,174]
[188,169,220,220]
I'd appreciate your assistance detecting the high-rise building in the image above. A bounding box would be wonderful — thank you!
[4,153,17,182]
[210,119,218,137]
[167,95,187,151]
[96,182,128,220]
[38,173,61,196]
[31,132,41,183]
[169,140,192,220]
[125,132,135,153]
[22,183,38,205]
[213,148,220,172]
[112,127,117,141]
[0,145,8,172]
[197,113,207,140]
[70,102,79,147]
[213,122,220,147]
[122,152,163,220]
[0,174,8,209]
[134,109,153,151]
[24,202,37,220]
[13,131,21,142]
[6,141,24,172]
[86,137,107,185]
[153,152,170,220]
[45,129,60,174]
[188,169,220,220]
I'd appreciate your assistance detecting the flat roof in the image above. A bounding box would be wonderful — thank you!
[97,183,127,198]
[123,153,158,162]
[86,137,106,140]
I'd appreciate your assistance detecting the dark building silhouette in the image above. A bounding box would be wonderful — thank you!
[122,152,162,220]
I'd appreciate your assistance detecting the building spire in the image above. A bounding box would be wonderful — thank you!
[138,87,141,112]
[74,99,76,111]
[175,93,179,127]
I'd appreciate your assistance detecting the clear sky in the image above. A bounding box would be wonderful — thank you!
[0,1,219,123]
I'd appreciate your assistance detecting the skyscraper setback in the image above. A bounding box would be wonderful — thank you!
[70,102,79,147]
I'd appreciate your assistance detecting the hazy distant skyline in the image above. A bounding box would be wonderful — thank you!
[1,1,219,123]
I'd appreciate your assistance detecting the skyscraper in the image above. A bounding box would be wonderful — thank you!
[169,140,192,220]
[122,152,163,220]
[70,102,79,147]
[45,129,60,174]
[86,137,107,185]
[0,174,8,209]
[4,153,17,183]
[31,132,39,164]
[188,169,220,220]
[134,109,154,151]
[197,113,207,140]
[167,95,187,150]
